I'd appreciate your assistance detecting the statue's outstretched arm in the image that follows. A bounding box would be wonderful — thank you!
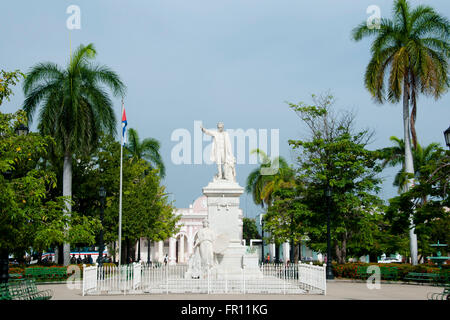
[201,126,215,137]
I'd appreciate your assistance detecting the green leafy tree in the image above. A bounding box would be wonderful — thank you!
[288,94,385,264]
[386,149,450,261]
[381,136,442,192]
[1,109,100,280]
[263,185,311,262]
[0,70,25,105]
[94,134,178,263]
[242,218,261,244]
[125,128,165,178]
[22,43,126,265]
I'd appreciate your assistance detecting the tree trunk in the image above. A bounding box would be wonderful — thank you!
[341,238,347,264]
[369,253,378,263]
[293,243,299,263]
[334,243,340,264]
[0,250,9,284]
[62,152,72,266]
[126,238,130,264]
[113,242,116,264]
[298,242,302,262]
[57,244,64,265]
[403,74,418,266]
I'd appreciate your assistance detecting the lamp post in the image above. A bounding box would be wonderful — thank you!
[98,186,106,266]
[325,186,334,280]
[147,239,151,265]
[15,123,29,136]
[444,126,450,149]
[0,171,13,283]
[260,213,265,263]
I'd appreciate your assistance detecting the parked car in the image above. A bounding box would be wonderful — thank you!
[378,258,402,263]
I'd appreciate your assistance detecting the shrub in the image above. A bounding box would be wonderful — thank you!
[331,263,442,281]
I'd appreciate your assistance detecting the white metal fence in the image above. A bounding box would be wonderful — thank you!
[82,262,326,295]
[82,265,97,296]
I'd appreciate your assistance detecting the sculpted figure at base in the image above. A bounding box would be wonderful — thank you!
[195,219,216,272]
[186,219,217,278]
[201,122,236,182]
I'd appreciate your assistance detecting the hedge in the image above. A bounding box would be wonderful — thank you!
[331,262,449,282]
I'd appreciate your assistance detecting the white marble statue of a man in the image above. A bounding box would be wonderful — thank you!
[201,122,236,181]
[194,219,216,272]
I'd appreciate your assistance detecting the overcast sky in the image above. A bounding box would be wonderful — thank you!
[2,0,450,220]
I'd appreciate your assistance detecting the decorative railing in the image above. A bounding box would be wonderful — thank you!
[82,262,326,295]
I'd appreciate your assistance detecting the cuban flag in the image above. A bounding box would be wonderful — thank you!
[122,107,127,146]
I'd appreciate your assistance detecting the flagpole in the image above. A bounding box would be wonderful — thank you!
[118,99,124,271]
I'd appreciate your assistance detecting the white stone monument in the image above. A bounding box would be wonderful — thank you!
[186,122,263,279]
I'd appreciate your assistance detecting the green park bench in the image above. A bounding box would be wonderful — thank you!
[427,287,450,300]
[404,272,440,282]
[380,267,398,280]
[25,267,68,281]
[356,266,369,279]
[0,279,53,300]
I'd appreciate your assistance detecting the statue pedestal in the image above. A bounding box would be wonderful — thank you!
[203,179,245,279]
[202,179,263,279]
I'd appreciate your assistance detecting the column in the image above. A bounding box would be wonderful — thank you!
[169,237,176,265]
[179,236,185,263]
[158,240,163,263]
[269,243,275,262]
[187,227,193,257]
[153,241,159,262]
[283,242,290,262]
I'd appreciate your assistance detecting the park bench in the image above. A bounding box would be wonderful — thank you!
[427,287,449,300]
[9,273,23,280]
[404,272,439,282]
[380,267,398,280]
[356,266,369,279]
[0,279,53,300]
[25,267,68,280]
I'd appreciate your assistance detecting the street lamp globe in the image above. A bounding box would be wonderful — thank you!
[99,186,106,199]
[325,188,332,197]
[444,126,450,148]
[15,123,29,136]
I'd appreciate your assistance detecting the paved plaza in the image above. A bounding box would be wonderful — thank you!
[37,280,444,300]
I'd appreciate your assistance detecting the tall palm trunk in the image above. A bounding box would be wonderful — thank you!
[63,151,72,266]
[403,74,418,266]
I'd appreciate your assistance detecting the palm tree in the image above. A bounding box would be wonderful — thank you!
[353,0,449,149]
[23,43,126,265]
[352,0,449,265]
[125,128,165,177]
[245,149,294,208]
[246,149,296,263]
[381,136,442,193]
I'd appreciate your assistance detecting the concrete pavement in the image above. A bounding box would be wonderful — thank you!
[37,281,445,300]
